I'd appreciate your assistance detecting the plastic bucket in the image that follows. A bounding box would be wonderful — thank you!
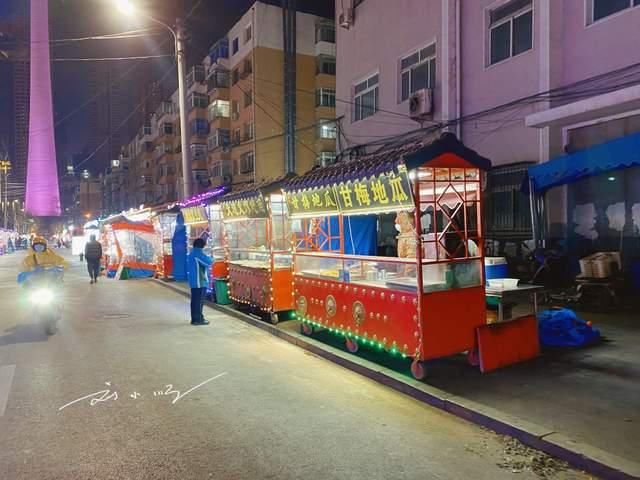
[214,279,232,305]
[485,257,508,279]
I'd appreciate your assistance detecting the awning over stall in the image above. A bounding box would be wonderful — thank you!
[526,132,640,193]
[219,173,295,220]
[284,133,491,218]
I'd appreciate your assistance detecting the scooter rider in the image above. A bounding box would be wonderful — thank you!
[21,236,68,273]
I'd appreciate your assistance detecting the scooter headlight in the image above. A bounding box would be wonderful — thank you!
[30,289,54,305]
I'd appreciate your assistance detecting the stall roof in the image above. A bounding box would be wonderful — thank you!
[286,133,491,191]
[527,132,640,193]
[178,185,229,208]
[221,173,296,203]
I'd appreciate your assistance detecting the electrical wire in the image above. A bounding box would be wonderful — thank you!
[51,54,175,62]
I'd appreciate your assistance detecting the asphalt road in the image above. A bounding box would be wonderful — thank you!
[0,251,588,480]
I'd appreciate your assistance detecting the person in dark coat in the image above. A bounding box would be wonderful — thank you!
[84,235,103,284]
[186,238,213,325]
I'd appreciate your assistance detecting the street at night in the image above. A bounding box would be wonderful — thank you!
[0,251,587,479]
[2,0,640,478]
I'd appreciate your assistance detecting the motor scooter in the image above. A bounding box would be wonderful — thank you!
[18,267,64,335]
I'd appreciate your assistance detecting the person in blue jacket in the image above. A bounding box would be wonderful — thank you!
[186,238,213,325]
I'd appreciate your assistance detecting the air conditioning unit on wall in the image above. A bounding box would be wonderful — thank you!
[339,8,354,28]
[409,88,433,120]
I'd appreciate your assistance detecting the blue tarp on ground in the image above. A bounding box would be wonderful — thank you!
[527,132,640,193]
[537,308,601,348]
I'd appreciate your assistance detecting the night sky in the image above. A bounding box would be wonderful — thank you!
[0,0,333,172]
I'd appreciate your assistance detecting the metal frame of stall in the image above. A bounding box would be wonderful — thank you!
[285,134,497,379]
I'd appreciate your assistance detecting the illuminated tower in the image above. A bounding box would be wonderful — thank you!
[25,0,61,216]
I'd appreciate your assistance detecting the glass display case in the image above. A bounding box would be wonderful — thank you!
[221,185,295,323]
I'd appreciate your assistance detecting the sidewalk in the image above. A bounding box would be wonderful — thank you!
[155,279,640,479]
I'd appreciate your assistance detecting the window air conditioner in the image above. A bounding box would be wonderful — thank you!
[409,88,433,120]
[339,8,354,28]
[222,175,232,185]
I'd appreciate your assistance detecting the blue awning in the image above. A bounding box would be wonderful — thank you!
[527,132,640,193]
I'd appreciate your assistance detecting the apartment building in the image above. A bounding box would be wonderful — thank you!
[336,0,640,250]
[203,1,337,187]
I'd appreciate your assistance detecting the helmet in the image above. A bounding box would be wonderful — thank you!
[32,236,47,250]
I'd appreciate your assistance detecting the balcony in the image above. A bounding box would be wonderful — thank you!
[186,65,206,89]
[208,38,229,65]
[207,69,230,93]
[156,101,177,121]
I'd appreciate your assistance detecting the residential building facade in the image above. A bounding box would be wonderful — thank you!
[336,0,640,249]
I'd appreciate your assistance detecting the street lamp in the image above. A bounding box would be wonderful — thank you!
[116,0,192,200]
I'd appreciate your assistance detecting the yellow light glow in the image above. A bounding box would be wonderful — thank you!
[116,0,135,15]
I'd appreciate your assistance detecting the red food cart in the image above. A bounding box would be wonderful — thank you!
[220,176,294,324]
[286,133,499,379]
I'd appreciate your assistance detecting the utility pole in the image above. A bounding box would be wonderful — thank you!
[176,18,191,200]
[0,159,11,228]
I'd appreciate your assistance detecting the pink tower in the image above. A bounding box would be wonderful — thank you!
[25,0,61,217]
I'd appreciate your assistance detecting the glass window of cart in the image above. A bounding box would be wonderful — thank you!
[416,166,483,291]
[225,214,268,266]
[207,205,226,261]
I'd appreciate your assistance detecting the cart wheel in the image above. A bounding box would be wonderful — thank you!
[466,348,480,367]
[410,360,426,381]
[270,312,279,325]
[301,323,314,336]
[345,337,359,353]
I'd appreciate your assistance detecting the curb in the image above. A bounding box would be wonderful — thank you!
[155,279,639,480]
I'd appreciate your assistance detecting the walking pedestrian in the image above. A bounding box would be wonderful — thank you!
[186,238,213,325]
[84,234,103,284]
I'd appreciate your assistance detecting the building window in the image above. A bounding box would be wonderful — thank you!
[233,128,241,145]
[240,151,255,174]
[244,89,253,108]
[231,68,240,85]
[316,88,336,107]
[488,0,533,65]
[191,118,210,136]
[232,37,239,54]
[316,23,336,43]
[144,141,154,152]
[208,100,230,120]
[232,100,240,120]
[190,92,208,109]
[190,143,207,161]
[244,59,253,75]
[353,73,379,122]
[244,122,254,141]
[317,56,336,75]
[245,24,252,43]
[318,151,336,166]
[318,120,337,139]
[209,129,230,150]
[589,0,640,23]
[486,163,532,238]
[162,142,173,153]
[400,44,436,102]
[162,122,174,135]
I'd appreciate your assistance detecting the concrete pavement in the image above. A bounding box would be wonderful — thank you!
[0,251,589,479]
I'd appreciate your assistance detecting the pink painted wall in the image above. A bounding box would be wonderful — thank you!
[459,0,541,166]
[336,0,640,167]
[561,0,640,85]
[335,0,442,145]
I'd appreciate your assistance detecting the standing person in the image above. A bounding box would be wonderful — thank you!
[186,238,213,325]
[84,234,103,284]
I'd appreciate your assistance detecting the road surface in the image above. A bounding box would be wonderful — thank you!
[0,251,587,479]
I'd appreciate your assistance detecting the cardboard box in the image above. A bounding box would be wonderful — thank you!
[579,252,621,278]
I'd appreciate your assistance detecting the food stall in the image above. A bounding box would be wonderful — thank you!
[285,133,536,379]
[150,205,179,280]
[101,215,158,279]
[220,175,295,324]
[179,187,228,292]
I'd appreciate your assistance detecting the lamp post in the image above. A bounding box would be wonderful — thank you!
[116,0,192,199]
